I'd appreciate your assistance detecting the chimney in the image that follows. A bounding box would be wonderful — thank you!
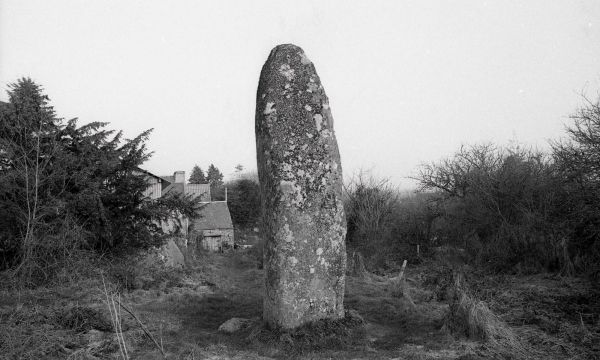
[174,171,185,184]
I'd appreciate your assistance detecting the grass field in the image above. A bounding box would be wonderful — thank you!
[0,245,598,359]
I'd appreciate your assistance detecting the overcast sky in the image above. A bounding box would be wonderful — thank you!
[1,1,599,188]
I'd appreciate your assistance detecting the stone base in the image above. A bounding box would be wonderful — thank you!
[248,309,366,349]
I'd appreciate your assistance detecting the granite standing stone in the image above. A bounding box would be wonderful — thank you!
[255,44,347,329]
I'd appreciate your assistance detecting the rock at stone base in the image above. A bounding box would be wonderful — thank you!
[158,238,185,269]
[346,309,365,325]
[218,317,253,333]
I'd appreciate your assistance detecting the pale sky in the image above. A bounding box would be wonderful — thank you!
[1,1,599,188]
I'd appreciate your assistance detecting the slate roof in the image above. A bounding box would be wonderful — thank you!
[161,175,175,184]
[162,183,210,202]
[193,202,233,230]
[137,168,166,182]
[187,184,211,201]
[162,182,185,196]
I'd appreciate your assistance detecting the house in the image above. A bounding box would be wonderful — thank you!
[135,169,169,200]
[141,169,235,251]
[192,202,235,252]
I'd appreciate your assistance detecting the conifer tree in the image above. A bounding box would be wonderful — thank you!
[0,78,199,273]
[189,165,206,184]
[206,164,224,187]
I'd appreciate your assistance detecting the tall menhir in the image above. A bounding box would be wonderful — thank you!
[255,44,347,329]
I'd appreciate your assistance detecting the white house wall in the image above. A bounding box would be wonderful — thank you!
[143,181,162,200]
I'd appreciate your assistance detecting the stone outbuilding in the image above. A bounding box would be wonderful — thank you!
[192,201,235,252]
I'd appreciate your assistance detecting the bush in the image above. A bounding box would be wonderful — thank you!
[410,95,600,279]
[344,173,399,268]
[392,192,439,259]
[343,172,435,270]
[226,178,261,227]
[552,95,600,277]
[416,143,563,272]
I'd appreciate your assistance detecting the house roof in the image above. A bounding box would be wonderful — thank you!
[137,168,167,182]
[162,183,210,202]
[187,184,210,201]
[193,202,233,230]
[161,175,175,184]
[162,182,184,196]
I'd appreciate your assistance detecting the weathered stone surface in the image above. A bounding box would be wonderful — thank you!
[255,44,347,329]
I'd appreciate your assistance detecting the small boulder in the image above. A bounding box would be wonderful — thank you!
[218,317,252,333]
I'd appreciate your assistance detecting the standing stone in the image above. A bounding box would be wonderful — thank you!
[255,44,347,329]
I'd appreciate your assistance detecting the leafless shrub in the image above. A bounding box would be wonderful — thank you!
[551,94,600,278]
[344,171,399,268]
[415,143,565,273]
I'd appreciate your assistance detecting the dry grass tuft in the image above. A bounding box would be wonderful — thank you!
[446,271,532,358]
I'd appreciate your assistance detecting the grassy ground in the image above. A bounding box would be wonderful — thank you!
[0,246,598,359]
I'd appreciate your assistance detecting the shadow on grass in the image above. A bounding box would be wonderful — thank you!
[177,293,262,344]
[174,292,369,358]
[344,277,451,352]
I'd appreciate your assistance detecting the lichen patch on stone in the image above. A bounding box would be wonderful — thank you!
[264,102,276,115]
[314,113,323,131]
[307,82,319,93]
[279,64,295,81]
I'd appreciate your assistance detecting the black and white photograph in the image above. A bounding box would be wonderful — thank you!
[1,1,599,359]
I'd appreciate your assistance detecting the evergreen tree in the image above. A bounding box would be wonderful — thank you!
[0,78,61,271]
[0,78,199,274]
[189,164,206,184]
[206,164,224,187]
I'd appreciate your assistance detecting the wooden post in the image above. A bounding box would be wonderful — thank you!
[392,259,414,305]
[398,260,407,281]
